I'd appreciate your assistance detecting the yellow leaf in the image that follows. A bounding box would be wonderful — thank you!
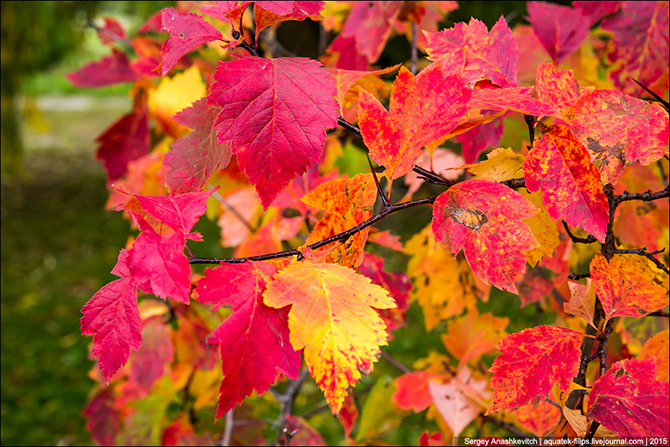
[148,65,206,134]
[460,147,526,182]
[523,190,560,266]
[263,262,396,413]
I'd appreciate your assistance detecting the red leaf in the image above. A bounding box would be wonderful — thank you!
[574,1,622,26]
[393,371,445,412]
[165,98,231,194]
[487,325,582,414]
[524,124,609,242]
[426,16,518,88]
[80,250,142,382]
[130,188,215,236]
[527,2,591,64]
[83,387,121,446]
[469,85,556,116]
[358,64,471,179]
[601,1,669,96]
[535,62,581,112]
[159,7,223,77]
[128,317,173,394]
[589,252,670,322]
[432,179,539,294]
[97,17,126,46]
[564,89,669,185]
[586,358,669,438]
[455,116,504,164]
[95,108,149,181]
[341,1,401,63]
[66,49,138,88]
[193,262,300,418]
[208,56,338,208]
[283,415,327,446]
[127,222,191,304]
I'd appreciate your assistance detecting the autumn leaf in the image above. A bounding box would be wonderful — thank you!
[358,64,471,180]
[127,218,191,303]
[302,174,376,268]
[164,98,230,194]
[67,48,138,88]
[96,108,149,181]
[459,147,525,182]
[263,262,396,413]
[432,179,539,294]
[513,400,561,437]
[158,8,223,77]
[128,316,173,394]
[601,1,670,95]
[426,16,518,88]
[639,330,670,381]
[487,325,582,414]
[208,56,338,208]
[193,261,300,418]
[522,190,560,267]
[586,358,669,438]
[328,65,399,112]
[429,366,490,437]
[341,2,401,63]
[524,124,609,242]
[527,2,591,64]
[81,250,142,382]
[589,252,669,322]
[469,85,556,116]
[393,371,446,413]
[564,89,669,185]
[455,116,504,164]
[565,279,598,329]
[441,310,508,367]
[405,225,489,331]
[535,62,581,112]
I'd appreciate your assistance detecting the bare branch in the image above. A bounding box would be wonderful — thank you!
[563,221,597,244]
[381,349,411,374]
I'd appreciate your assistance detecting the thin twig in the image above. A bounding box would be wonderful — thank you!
[410,20,418,76]
[213,190,255,232]
[615,186,670,204]
[612,247,669,274]
[632,78,670,113]
[381,349,411,374]
[222,410,234,446]
[367,155,391,208]
[648,310,670,317]
[568,273,591,281]
[189,195,437,264]
[563,221,597,244]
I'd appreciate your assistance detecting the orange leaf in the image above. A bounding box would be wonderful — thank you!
[639,330,670,381]
[487,325,582,414]
[302,173,376,268]
[590,252,669,322]
[393,371,446,413]
[441,310,509,367]
[358,64,471,180]
[263,262,396,413]
[565,279,598,330]
[564,90,669,185]
[432,179,539,294]
[513,400,562,437]
[524,124,609,242]
[535,62,581,112]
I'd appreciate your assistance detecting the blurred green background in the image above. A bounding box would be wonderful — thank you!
[1,2,532,445]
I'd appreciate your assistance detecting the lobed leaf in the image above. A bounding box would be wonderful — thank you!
[194,261,300,418]
[586,358,669,438]
[487,325,582,414]
[263,262,396,413]
[432,179,539,294]
[524,124,609,242]
[208,56,338,208]
[527,2,591,64]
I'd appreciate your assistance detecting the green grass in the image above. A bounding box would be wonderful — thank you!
[1,150,131,445]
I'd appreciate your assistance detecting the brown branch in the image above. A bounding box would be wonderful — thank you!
[613,248,669,275]
[381,349,412,374]
[568,273,591,281]
[410,20,418,76]
[272,367,310,445]
[648,310,670,317]
[563,221,597,244]
[615,186,670,205]
[189,195,436,264]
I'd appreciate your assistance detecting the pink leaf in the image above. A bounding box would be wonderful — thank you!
[159,8,223,77]
[194,262,300,418]
[66,49,138,88]
[527,2,591,63]
[587,358,669,438]
[208,56,338,208]
[80,250,142,382]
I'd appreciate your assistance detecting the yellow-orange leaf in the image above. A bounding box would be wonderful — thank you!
[441,310,509,367]
[590,252,669,322]
[458,147,525,182]
[565,279,598,330]
[263,262,396,413]
[639,330,669,381]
